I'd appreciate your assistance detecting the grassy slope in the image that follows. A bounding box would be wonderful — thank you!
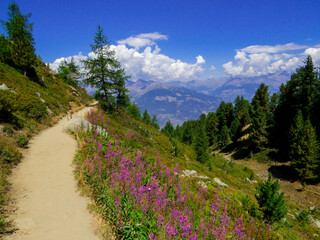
[74,108,320,239]
[73,109,272,239]
[0,62,91,234]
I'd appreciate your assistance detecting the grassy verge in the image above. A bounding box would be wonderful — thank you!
[73,108,275,239]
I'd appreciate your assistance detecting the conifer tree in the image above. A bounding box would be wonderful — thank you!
[274,56,320,157]
[82,25,129,109]
[151,115,160,130]
[249,83,270,152]
[225,102,235,127]
[128,102,140,120]
[142,109,151,125]
[230,118,242,142]
[0,35,10,64]
[161,120,175,138]
[216,101,227,130]
[2,2,36,74]
[193,125,209,163]
[58,57,80,87]
[289,111,319,185]
[219,125,231,147]
[234,95,250,126]
[206,113,219,145]
[256,175,287,223]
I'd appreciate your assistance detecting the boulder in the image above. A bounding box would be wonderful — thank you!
[63,117,92,132]
[213,178,228,187]
[181,170,198,177]
[197,181,208,189]
[63,116,108,137]
[0,83,9,90]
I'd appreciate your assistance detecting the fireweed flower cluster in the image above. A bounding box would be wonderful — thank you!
[74,109,272,239]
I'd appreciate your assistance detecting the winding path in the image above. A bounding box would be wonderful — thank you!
[5,106,100,240]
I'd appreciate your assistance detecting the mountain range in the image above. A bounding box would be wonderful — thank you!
[127,73,291,127]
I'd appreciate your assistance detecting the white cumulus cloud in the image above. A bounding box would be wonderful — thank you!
[222,43,320,77]
[49,52,87,72]
[117,32,168,50]
[49,33,205,82]
[111,44,204,82]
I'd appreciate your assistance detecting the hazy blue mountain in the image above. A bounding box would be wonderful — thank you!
[164,74,290,102]
[126,73,290,127]
[127,80,221,127]
[209,74,290,102]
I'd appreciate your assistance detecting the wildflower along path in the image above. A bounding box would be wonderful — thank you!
[6,106,100,240]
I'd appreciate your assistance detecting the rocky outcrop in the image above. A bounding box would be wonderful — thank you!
[0,83,9,90]
[213,178,228,187]
[63,117,107,137]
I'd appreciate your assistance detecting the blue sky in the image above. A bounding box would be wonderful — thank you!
[1,0,320,81]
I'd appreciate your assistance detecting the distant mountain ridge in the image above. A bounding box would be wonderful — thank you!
[127,79,221,127]
[127,74,290,127]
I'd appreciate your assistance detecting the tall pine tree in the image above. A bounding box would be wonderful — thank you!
[82,25,129,109]
[2,2,36,74]
[289,111,319,185]
[193,124,209,163]
[249,83,270,152]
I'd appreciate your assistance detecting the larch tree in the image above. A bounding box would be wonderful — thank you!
[2,2,36,74]
[82,25,129,109]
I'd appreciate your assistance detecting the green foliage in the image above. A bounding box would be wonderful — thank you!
[142,109,151,125]
[274,56,320,159]
[218,125,231,147]
[1,2,36,73]
[230,118,242,142]
[0,35,11,64]
[289,111,319,185]
[82,25,129,109]
[161,120,175,139]
[238,194,262,218]
[128,102,140,120]
[193,125,209,163]
[296,210,310,226]
[206,113,219,145]
[234,95,251,126]
[151,115,160,130]
[255,175,287,223]
[57,57,80,87]
[0,142,22,164]
[16,134,28,148]
[249,83,270,152]
[2,125,14,134]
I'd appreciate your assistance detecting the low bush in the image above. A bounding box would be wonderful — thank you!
[17,134,29,148]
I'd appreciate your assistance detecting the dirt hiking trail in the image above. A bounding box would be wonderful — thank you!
[5,106,100,240]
